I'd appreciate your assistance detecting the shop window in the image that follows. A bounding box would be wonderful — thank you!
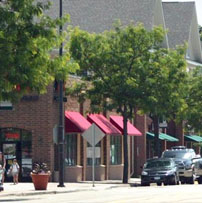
[110,136,122,165]
[21,130,32,177]
[65,134,77,166]
[87,141,101,166]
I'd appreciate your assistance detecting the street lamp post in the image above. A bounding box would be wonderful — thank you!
[58,0,65,187]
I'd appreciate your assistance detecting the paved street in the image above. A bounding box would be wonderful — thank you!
[1,183,202,203]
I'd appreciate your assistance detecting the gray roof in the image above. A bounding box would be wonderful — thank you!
[48,0,157,32]
[162,2,195,48]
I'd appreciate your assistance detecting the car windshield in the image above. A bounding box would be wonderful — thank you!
[144,160,172,169]
[163,151,192,159]
[162,151,192,159]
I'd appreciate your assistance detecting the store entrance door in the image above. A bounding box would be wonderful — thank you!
[0,128,32,182]
[2,142,21,181]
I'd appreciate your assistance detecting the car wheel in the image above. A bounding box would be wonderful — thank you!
[186,176,194,184]
[164,182,168,186]
[198,177,202,184]
[170,174,177,185]
[157,182,162,186]
[141,182,150,186]
[181,180,186,184]
[189,175,194,184]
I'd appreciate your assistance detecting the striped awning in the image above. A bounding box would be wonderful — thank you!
[147,132,179,142]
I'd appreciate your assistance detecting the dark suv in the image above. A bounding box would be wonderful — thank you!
[141,158,179,186]
[161,148,196,184]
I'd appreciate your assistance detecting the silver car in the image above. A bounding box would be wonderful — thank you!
[162,148,196,184]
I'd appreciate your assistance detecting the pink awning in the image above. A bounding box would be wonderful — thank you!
[87,114,121,135]
[65,111,91,133]
[110,115,142,136]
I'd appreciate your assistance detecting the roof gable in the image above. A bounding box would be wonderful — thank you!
[48,0,157,32]
[162,2,194,48]
[163,1,202,63]
[187,5,202,63]
[154,0,169,48]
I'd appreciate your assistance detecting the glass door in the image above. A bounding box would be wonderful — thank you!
[3,143,18,181]
[0,128,32,182]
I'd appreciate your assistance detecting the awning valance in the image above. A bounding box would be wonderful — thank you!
[109,115,142,136]
[65,111,91,133]
[184,135,202,143]
[87,114,121,135]
[147,132,179,142]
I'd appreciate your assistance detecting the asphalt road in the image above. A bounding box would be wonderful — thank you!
[1,184,202,203]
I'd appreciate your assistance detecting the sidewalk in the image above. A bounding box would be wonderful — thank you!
[0,178,141,197]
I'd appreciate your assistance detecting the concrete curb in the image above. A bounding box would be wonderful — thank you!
[0,184,129,197]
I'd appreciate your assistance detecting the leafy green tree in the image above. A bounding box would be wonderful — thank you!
[66,81,88,105]
[185,67,202,133]
[69,23,167,183]
[69,22,187,182]
[0,0,77,102]
[140,46,187,157]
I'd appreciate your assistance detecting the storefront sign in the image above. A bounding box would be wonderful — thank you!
[21,95,39,101]
[5,133,20,140]
[87,147,101,158]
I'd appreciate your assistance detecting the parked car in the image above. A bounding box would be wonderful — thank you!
[193,158,202,184]
[161,148,197,184]
[171,146,186,150]
[141,158,179,186]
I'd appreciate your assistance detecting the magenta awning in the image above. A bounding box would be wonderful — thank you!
[87,114,121,135]
[65,111,91,133]
[110,115,142,136]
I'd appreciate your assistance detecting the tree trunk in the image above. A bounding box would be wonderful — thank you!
[123,113,128,184]
[153,115,161,158]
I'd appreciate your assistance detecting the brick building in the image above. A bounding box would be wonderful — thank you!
[0,0,202,182]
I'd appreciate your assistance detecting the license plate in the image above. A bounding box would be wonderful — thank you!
[154,177,160,180]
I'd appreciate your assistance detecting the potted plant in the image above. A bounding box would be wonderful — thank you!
[30,162,51,190]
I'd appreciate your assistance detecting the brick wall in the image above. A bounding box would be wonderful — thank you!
[0,84,59,173]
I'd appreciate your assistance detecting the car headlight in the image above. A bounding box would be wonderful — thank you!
[184,160,192,170]
[166,170,175,175]
[141,171,148,175]
[185,163,192,170]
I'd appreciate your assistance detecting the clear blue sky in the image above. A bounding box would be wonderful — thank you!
[163,0,202,26]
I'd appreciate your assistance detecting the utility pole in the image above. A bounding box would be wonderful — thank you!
[58,0,65,187]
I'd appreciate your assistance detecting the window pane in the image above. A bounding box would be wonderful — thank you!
[110,136,122,165]
[65,134,77,166]
[21,130,32,177]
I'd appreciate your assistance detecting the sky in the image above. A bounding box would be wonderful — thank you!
[162,0,202,26]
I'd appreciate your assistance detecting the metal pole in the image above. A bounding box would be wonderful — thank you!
[58,0,65,187]
[92,124,95,187]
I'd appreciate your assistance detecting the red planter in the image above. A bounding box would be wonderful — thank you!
[31,173,50,190]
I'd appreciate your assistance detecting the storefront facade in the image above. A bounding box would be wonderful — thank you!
[0,85,59,182]
[60,111,142,182]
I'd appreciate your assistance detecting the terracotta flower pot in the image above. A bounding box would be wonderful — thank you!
[31,173,50,190]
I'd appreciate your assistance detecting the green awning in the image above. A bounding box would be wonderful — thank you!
[147,132,179,142]
[184,135,202,143]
